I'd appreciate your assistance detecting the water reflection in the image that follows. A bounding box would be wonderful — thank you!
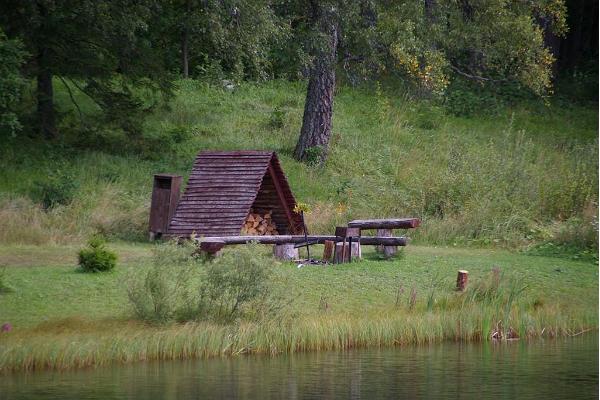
[1,334,597,400]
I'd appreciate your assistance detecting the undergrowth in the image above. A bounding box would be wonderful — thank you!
[0,79,596,260]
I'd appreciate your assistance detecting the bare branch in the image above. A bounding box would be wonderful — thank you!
[57,75,83,121]
[449,64,507,83]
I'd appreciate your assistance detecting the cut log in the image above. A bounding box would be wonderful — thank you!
[273,244,299,261]
[322,240,335,262]
[456,270,469,291]
[348,218,421,230]
[199,240,225,256]
[334,242,349,264]
[242,210,278,236]
[194,235,408,246]
[333,242,360,263]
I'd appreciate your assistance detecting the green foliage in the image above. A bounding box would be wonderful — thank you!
[0,0,171,137]
[268,106,286,129]
[127,240,199,323]
[158,0,286,81]
[525,213,599,263]
[0,80,596,252]
[0,29,26,137]
[127,242,281,324]
[199,243,278,322]
[378,0,564,97]
[303,146,324,166]
[444,88,500,117]
[78,237,117,273]
[31,169,79,210]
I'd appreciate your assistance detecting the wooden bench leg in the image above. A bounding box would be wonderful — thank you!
[377,228,397,258]
[323,240,335,262]
[273,244,298,261]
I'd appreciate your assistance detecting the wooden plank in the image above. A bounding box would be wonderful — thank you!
[347,218,421,229]
[267,163,296,233]
[193,235,408,246]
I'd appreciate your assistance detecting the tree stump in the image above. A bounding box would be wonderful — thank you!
[322,240,335,262]
[456,270,469,291]
[376,228,397,257]
[273,244,299,261]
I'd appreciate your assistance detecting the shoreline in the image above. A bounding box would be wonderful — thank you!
[1,312,597,373]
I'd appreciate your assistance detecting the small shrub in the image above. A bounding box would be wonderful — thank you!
[303,146,323,166]
[78,237,117,272]
[444,88,500,117]
[414,105,444,130]
[198,243,278,322]
[31,170,79,209]
[127,241,281,324]
[268,106,286,129]
[127,241,198,323]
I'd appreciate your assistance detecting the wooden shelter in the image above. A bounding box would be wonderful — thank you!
[149,150,303,238]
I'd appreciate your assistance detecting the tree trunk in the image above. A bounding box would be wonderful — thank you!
[294,6,338,165]
[37,51,56,139]
[181,0,191,79]
[182,29,189,78]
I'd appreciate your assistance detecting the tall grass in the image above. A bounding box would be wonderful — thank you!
[0,79,596,254]
[0,306,593,373]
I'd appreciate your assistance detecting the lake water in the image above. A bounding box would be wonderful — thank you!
[1,334,597,400]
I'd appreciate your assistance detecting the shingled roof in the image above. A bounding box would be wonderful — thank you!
[167,151,303,237]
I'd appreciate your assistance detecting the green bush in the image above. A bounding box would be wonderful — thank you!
[31,170,79,209]
[198,243,278,322]
[268,106,286,129]
[127,240,204,323]
[127,241,282,324]
[445,89,500,117]
[303,146,324,166]
[78,237,117,272]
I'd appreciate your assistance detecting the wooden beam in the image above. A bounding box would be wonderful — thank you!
[195,235,408,246]
[267,163,297,232]
[347,218,421,229]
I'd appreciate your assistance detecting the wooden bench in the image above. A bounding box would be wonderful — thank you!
[347,218,420,258]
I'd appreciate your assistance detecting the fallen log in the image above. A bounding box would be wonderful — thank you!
[195,235,408,246]
[347,218,421,229]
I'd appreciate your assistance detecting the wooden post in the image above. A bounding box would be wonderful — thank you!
[322,240,335,262]
[456,270,469,291]
[376,228,397,257]
[350,242,361,259]
[273,244,299,261]
[334,243,350,264]
[334,242,360,264]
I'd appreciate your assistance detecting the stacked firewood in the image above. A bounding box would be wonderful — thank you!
[241,210,279,235]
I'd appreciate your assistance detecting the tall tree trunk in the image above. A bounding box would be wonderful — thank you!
[182,29,189,78]
[182,0,191,78]
[294,6,338,165]
[37,48,56,139]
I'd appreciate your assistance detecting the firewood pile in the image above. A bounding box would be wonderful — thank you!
[241,210,279,235]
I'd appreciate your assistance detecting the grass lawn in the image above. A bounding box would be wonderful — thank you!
[0,242,596,372]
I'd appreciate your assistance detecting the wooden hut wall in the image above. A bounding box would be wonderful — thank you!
[251,170,290,234]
